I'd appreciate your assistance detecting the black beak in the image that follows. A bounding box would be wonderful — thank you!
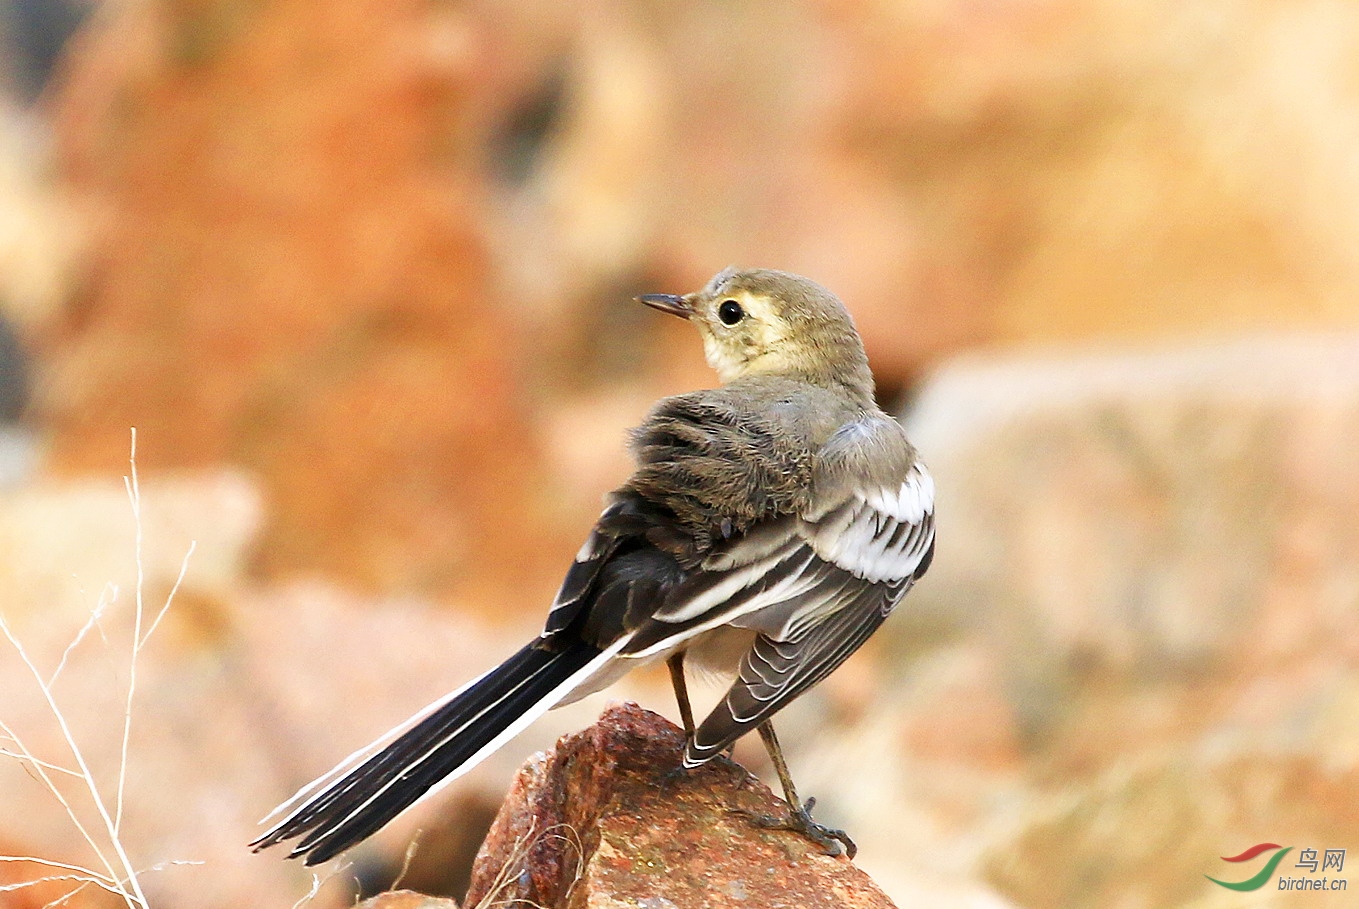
[638,293,692,319]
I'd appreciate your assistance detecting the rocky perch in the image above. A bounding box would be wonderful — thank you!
[361,702,896,909]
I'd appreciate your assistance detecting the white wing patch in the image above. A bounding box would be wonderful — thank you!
[622,463,934,659]
[625,546,816,657]
[864,464,935,524]
[651,540,805,625]
[808,462,934,583]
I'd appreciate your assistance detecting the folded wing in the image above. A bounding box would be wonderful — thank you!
[682,463,936,764]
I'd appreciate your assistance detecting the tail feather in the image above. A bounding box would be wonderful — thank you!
[251,638,607,864]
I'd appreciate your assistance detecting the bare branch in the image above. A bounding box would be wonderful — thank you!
[49,583,118,688]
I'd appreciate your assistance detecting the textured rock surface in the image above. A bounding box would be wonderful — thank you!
[785,336,1359,904]
[985,753,1359,909]
[357,891,458,909]
[0,477,646,909]
[43,0,562,597]
[463,702,897,909]
[40,0,1359,600]
[9,2,1359,906]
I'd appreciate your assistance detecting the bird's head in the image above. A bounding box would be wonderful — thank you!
[639,267,874,400]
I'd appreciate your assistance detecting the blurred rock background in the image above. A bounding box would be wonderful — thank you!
[1,0,1356,907]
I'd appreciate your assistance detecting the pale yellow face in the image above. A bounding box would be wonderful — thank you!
[640,267,872,397]
[689,286,798,383]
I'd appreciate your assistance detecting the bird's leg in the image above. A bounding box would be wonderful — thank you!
[658,652,698,792]
[667,651,696,739]
[738,721,857,858]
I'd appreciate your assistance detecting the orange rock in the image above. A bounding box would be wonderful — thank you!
[357,891,458,909]
[464,702,899,909]
[42,0,1359,604]
[0,843,123,909]
[43,0,567,599]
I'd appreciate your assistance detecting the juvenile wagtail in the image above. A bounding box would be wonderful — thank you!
[252,267,935,862]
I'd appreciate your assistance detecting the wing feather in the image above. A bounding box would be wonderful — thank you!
[671,461,935,764]
[624,462,933,656]
[686,580,906,759]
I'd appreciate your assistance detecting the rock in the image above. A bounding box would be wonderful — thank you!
[39,0,1359,600]
[42,0,567,599]
[781,336,1359,905]
[902,335,1359,704]
[0,469,261,633]
[357,891,458,909]
[463,702,898,909]
[984,752,1359,909]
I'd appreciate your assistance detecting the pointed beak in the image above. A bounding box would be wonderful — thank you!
[638,293,692,319]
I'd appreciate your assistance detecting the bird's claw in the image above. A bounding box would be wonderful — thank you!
[658,756,693,796]
[731,796,857,858]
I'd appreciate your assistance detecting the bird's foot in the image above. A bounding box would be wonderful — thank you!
[659,763,688,793]
[732,796,857,858]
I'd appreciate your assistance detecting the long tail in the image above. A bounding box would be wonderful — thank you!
[250,638,610,864]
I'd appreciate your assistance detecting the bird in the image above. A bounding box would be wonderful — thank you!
[251,267,935,864]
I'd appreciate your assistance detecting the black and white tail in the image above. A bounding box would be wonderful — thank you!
[250,638,610,864]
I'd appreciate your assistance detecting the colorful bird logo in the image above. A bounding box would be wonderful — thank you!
[1206,843,1293,891]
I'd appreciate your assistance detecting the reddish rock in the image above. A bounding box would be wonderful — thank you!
[41,0,1359,603]
[765,335,1359,904]
[463,702,897,909]
[357,891,458,909]
[0,841,123,909]
[43,0,565,598]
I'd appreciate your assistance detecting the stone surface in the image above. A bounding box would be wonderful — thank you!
[0,842,122,909]
[357,890,458,909]
[985,753,1359,909]
[782,336,1359,906]
[39,0,1359,601]
[42,0,565,599]
[463,702,898,909]
[902,335,1359,696]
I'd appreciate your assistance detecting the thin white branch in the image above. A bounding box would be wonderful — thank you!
[40,879,93,909]
[0,746,82,778]
[289,873,323,909]
[0,427,203,909]
[142,542,194,648]
[0,876,110,895]
[118,428,144,838]
[0,856,116,887]
[391,833,421,890]
[0,615,144,909]
[289,860,351,909]
[48,583,118,689]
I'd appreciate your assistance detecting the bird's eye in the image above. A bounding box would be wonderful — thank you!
[717,299,744,325]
